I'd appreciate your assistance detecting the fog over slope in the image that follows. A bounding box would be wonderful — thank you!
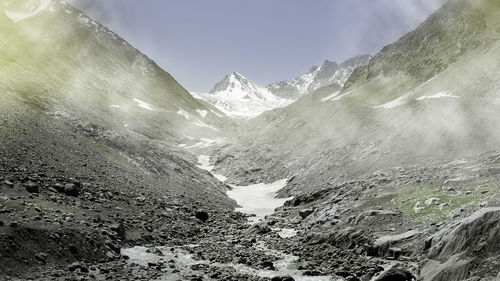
[215,0,500,191]
[1,0,499,280]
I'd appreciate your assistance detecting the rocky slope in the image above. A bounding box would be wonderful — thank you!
[0,0,240,278]
[212,0,500,279]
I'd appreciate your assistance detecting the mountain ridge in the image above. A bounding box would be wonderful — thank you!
[266,54,371,99]
[198,54,371,118]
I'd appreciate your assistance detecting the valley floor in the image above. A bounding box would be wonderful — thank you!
[3,140,499,281]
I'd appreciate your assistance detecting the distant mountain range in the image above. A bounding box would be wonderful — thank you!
[266,55,371,99]
[195,55,371,118]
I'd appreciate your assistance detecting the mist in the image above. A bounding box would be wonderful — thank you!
[66,0,447,92]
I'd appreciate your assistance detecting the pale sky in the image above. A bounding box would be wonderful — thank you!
[68,0,446,92]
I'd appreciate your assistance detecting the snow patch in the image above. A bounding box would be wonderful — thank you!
[320,91,340,102]
[197,93,292,119]
[109,104,120,109]
[374,75,440,109]
[374,93,413,109]
[277,228,298,238]
[330,90,353,101]
[4,0,52,22]
[196,155,214,172]
[176,108,190,120]
[227,179,293,223]
[185,137,226,149]
[213,174,228,182]
[196,109,208,118]
[416,91,459,101]
[133,98,154,111]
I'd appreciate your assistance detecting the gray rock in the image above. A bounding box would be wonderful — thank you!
[195,211,209,222]
[374,268,414,281]
[421,208,500,281]
[63,183,80,196]
[271,276,295,281]
[427,207,500,260]
[67,262,81,272]
[299,208,314,219]
[110,222,126,237]
[243,222,272,235]
[25,182,39,193]
[35,252,48,264]
[388,247,402,260]
[420,253,472,281]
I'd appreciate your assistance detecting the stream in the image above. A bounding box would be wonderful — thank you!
[121,154,337,280]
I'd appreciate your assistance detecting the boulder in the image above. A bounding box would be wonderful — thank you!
[375,268,415,281]
[195,211,209,222]
[110,222,126,237]
[420,253,472,281]
[299,208,314,219]
[427,207,500,260]
[63,183,80,196]
[420,208,500,281]
[34,252,48,264]
[388,247,402,260]
[367,230,419,257]
[25,182,39,193]
[67,262,82,272]
[243,222,272,235]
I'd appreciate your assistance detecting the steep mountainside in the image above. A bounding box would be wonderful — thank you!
[212,0,500,279]
[266,55,371,99]
[0,0,237,277]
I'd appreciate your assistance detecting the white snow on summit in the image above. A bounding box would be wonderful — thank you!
[196,55,370,118]
[195,72,292,119]
[266,55,371,99]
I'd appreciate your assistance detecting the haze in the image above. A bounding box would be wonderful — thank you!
[68,0,444,92]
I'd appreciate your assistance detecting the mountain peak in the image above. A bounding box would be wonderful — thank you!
[266,54,371,99]
[209,72,274,101]
[230,71,245,78]
[200,72,289,118]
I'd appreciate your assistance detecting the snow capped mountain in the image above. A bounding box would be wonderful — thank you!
[209,72,277,101]
[194,72,291,119]
[196,55,370,118]
[266,54,371,99]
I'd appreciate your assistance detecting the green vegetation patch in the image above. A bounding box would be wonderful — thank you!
[395,183,496,223]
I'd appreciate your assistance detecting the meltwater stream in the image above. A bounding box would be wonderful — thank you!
[121,155,336,280]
